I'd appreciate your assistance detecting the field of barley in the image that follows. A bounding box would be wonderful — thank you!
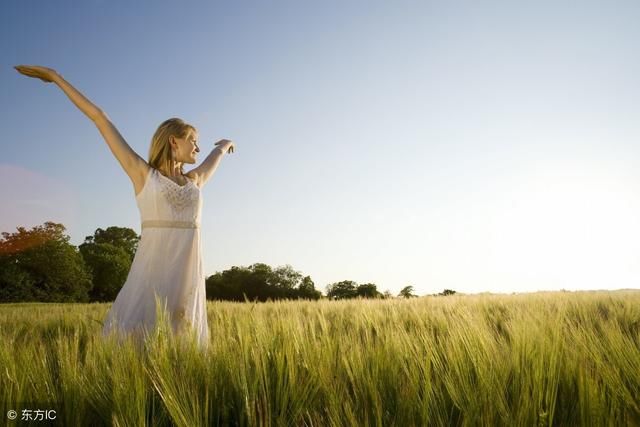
[1,290,639,426]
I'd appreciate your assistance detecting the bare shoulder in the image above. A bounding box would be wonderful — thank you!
[131,159,153,196]
[184,170,202,188]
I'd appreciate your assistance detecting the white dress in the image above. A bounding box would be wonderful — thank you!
[102,167,209,350]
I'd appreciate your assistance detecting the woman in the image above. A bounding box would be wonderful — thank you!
[14,65,235,351]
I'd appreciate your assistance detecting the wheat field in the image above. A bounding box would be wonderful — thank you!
[1,291,639,426]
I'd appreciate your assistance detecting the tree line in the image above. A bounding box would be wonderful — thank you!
[0,221,429,303]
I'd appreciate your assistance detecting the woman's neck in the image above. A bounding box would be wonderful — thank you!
[159,161,183,177]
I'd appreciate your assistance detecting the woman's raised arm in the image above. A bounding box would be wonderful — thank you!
[186,139,235,188]
[14,65,149,192]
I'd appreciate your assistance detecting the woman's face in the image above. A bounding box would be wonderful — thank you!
[171,129,200,164]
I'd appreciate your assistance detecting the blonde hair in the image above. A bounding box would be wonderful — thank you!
[148,118,197,175]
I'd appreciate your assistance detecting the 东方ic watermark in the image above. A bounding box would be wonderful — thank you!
[7,408,56,420]
[4,402,61,423]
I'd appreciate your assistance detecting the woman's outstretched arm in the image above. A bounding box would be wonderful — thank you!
[14,65,149,192]
[186,139,235,188]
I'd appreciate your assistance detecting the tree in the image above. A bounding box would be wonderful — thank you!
[326,280,359,300]
[206,263,273,302]
[269,264,303,299]
[356,283,382,298]
[298,275,322,300]
[0,257,36,301]
[0,222,92,302]
[79,243,132,302]
[81,226,139,260]
[206,263,323,301]
[0,222,69,255]
[398,285,417,299]
[206,266,258,301]
[79,226,140,302]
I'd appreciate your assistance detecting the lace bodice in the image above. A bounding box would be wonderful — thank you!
[136,168,202,224]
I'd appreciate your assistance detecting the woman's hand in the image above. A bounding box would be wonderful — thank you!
[14,65,59,83]
[215,139,235,154]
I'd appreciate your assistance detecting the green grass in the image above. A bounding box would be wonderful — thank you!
[1,291,639,426]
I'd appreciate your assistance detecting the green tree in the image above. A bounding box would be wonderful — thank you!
[399,285,417,299]
[0,257,36,301]
[269,264,302,298]
[206,264,271,302]
[0,222,92,302]
[206,263,323,301]
[268,264,322,300]
[206,265,242,301]
[79,243,132,302]
[298,275,322,300]
[82,226,139,260]
[326,280,359,300]
[79,226,139,302]
[356,283,382,298]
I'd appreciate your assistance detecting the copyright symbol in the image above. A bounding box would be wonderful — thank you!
[7,409,17,420]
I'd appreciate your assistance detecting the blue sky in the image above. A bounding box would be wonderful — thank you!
[2,0,640,295]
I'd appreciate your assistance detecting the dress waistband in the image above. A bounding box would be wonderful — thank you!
[142,220,200,230]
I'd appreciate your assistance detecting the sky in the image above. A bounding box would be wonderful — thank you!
[2,0,639,295]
